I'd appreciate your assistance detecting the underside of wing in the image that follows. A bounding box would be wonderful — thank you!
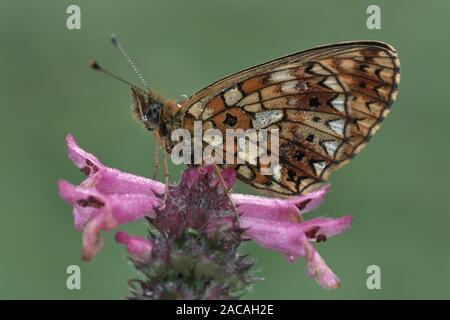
[180,41,400,196]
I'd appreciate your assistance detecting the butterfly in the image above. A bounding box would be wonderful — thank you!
[93,40,400,197]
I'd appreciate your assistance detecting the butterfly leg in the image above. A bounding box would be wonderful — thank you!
[152,131,159,180]
[160,136,171,205]
[154,130,170,207]
[208,158,239,217]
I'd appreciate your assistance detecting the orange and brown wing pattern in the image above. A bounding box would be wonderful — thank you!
[180,41,400,196]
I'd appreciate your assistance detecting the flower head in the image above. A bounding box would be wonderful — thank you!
[115,231,153,264]
[58,134,352,292]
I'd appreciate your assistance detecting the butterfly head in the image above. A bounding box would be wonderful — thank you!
[91,34,171,132]
[131,88,164,131]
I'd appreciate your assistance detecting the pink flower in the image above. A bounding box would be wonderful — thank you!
[115,231,153,264]
[227,171,352,289]
[58,135,352,289]
[58,135,162,260]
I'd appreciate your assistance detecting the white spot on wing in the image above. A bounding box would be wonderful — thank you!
[312,63,331,75]
[202,107,215,120]
[313,161,327,175]
[323,76,343,91]
[272,163,282,181]
[252,110,284,130]
[327,118,346,135]
[223,87,243,106]
[236,92,259,106]
[270,70,296,83]
[188,98,206,119]
[322,140,339,157]
[330,94,346,112]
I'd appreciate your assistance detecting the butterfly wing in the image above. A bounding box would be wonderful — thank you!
[180,41,400,196]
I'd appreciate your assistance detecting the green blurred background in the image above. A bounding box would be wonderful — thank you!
[1,0,449,299]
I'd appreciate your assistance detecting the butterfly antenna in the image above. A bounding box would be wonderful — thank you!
[89,60,147,96]
[111,33,149,90]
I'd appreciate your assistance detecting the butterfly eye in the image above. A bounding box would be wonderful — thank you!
[145,102,163,126]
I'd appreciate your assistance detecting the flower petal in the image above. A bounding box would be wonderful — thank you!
[240,217,306,258]
[300,235,340,289]
[67,134,165,196]
[301,216,353,242]
[58,179,159,228]
[60,135,167,260]
[115,231,152,263]
[58,177,160,260]
[93,169,165,197]
[286,184,330,214]
[233,184,330,222]
[66,134,104,176]
[58,179,107,230]
[241,214,345,289]
[240,215,352,259]
[81,212,109,261]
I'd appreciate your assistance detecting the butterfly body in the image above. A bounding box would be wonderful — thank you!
[132,41,400,197]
